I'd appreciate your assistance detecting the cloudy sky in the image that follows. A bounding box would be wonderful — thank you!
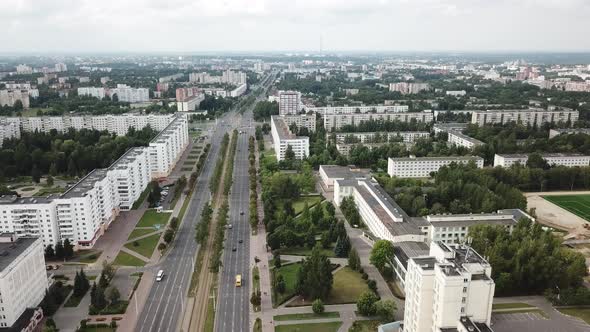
[1,0,589,53]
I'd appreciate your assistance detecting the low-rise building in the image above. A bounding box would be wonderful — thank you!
[446,90,467,97]
[403,242,494,332]
[230,83,247,97]
[177,94,204,112]
[0,234,47,330]
[447,131,484,149]
[493,153,590,168]
[549,128,590,138]
[336,142,411,156]
[270,116,309,161]
[432,122,469,134]
[471,107,578,127]
[388,156,484,178]
[324,111,433,132]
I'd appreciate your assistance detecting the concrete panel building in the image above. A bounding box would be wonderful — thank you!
[388,156,484,178]
[493,153,590,168]
[270,116,309,161]
[306,105,409,115]
[278,91,301,115]
[447,131,484,149]
[324,111,434,131]
[471,108,578,127]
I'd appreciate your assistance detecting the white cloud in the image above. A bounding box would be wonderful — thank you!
[0,0,588,52]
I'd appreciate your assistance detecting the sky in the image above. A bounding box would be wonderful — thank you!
[1,0,590,53]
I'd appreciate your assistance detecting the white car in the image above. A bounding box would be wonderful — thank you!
[156,270,164,282]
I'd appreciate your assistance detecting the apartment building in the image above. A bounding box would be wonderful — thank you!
[0,90,30,109]
[158,73,183,83]
[333,131,430,144]
[493,153,590,168]
[230,83,248,97]
[324,111,434,132]
[281,113,317,132]
[189,70,247,85]
[388,156,484,178]
[0,121,20,146]
[549,128,590,138]
[270,116,309,161]
[403,242,494,332]
[177,94,205,112]
[306,105,409,115]
[110,84,149,103]
[0,234,47,330]
[336,142,412,156]
[77,87,106,99]
[176,87,202,101]
[447,131,484,149]
[0,114,174,136]
[432,123,469,135]
[278,91,301,115]
[471,108,578,127]
[389,82,430,94]
[446,90,467,97]
[0,114,188,249]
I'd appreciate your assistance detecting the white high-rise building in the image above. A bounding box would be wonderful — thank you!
[389,82,430,94]
[109,84,149,103]
[0,234,47,330]
[270,116,309,161]
[77,87,106,99]
[403,242,494,332]
[278,91,301,115]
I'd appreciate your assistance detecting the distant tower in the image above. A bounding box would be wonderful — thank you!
[319,34,323,54]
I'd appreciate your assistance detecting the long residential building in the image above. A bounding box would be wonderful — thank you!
[305,105,409,115]
[493,153,590,168]
[324,111,434,131]
[280,113,317,132]
[335,142,414,156]
[387,156,484,178]
[0,234,47,330]
[389,82,431,94]
[447,131,484,149]
[0,114,188,249]
[549,128,590,138]
[333,131,430,144]
[0,114,174,136]
[0,121,20,145]
[270,115,309,161]
[403,242,495,332]
[110,84,149,103]
[471,107,578,127]
[77,87,106,99]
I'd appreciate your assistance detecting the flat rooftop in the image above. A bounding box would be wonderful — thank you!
[320,165,369,180]
[393,241,430,269]
[389,156,483,162]
[412,257,437,271]
[448,131,484,145]
[0,236,38,272]
[496,153,590,158]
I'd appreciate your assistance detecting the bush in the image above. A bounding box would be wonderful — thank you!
[133,241,139,247]
[357,291,379,316]
[362,272,368,280]
[367,279,377,293]
[312,299,325,314]
[375,299,396,321]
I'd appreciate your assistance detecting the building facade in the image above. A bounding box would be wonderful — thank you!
[333,131,430,144]
[493,153,590,168]
[324,111,434,132]
[471,108,578,127]
[447,131,484,149]
[270,116,309,161]
[278,91,301,115]
[306,105,409,115]
[0,234,48,329]
[388,156,484,178]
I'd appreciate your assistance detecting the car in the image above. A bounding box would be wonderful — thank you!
[232,247,237,252]
[240,211,244,215]
[239,239,243,244]
[156,270,165,282]
[227,224,233,229]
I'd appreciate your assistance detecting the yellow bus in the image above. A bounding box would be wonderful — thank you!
[235,274,242,287]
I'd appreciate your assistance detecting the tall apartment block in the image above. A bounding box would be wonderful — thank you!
[278,90,301,115]
[403,242,494,332]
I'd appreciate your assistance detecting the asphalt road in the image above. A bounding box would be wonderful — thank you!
[214,111,254,332]
[134,112,232,332]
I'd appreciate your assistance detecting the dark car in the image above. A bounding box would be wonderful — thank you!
[239,239,243,244]
[232,247,237,252]
[240,211,244,215]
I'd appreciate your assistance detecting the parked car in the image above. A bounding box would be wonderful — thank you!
[156,270,165,282]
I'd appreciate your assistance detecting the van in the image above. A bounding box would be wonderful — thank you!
[235,274,242,287]
[156,270,164,282]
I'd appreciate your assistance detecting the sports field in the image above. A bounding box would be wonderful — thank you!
[543,194,590,222]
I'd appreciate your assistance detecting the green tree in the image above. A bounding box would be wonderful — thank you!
[370,240,394,271]
[63,238,74,259]
[295,244,333,300]
[31,165,41,183]
[45,244,55,259]
[147,181,162,207]
[356,291,379,316]
[334,235,350,258]
[250,290,261,306]
[375,299,397,321]
[105,286,121,304]
[348,248,361,271]
[46,175,54,187]
[55,241,64,259]
[276,274,286,294]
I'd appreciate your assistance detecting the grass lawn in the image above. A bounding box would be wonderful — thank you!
[71,249,102,264]
[20,187,35,192]
[272,262,301,307]
[492,302,535,310]
[181,167,193,171]
[287,267,369,307]
[292,196,322,215]
[113,251,146,267]
[274,322,341,332]
[128,228,157,241]
[543,194,590,221]
[557,307,590,324]
[495,308,548,318]
[279,243,335,257]
[34,186,66,196]
[136,210,171,228]
[274,312,339,321]
[254,318,262,332]
[349,320,383,332]
[124,233,161,258]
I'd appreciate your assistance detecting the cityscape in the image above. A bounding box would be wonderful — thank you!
[2,1,590,332]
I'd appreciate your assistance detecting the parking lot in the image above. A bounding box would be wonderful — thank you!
[492,311,590,332]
